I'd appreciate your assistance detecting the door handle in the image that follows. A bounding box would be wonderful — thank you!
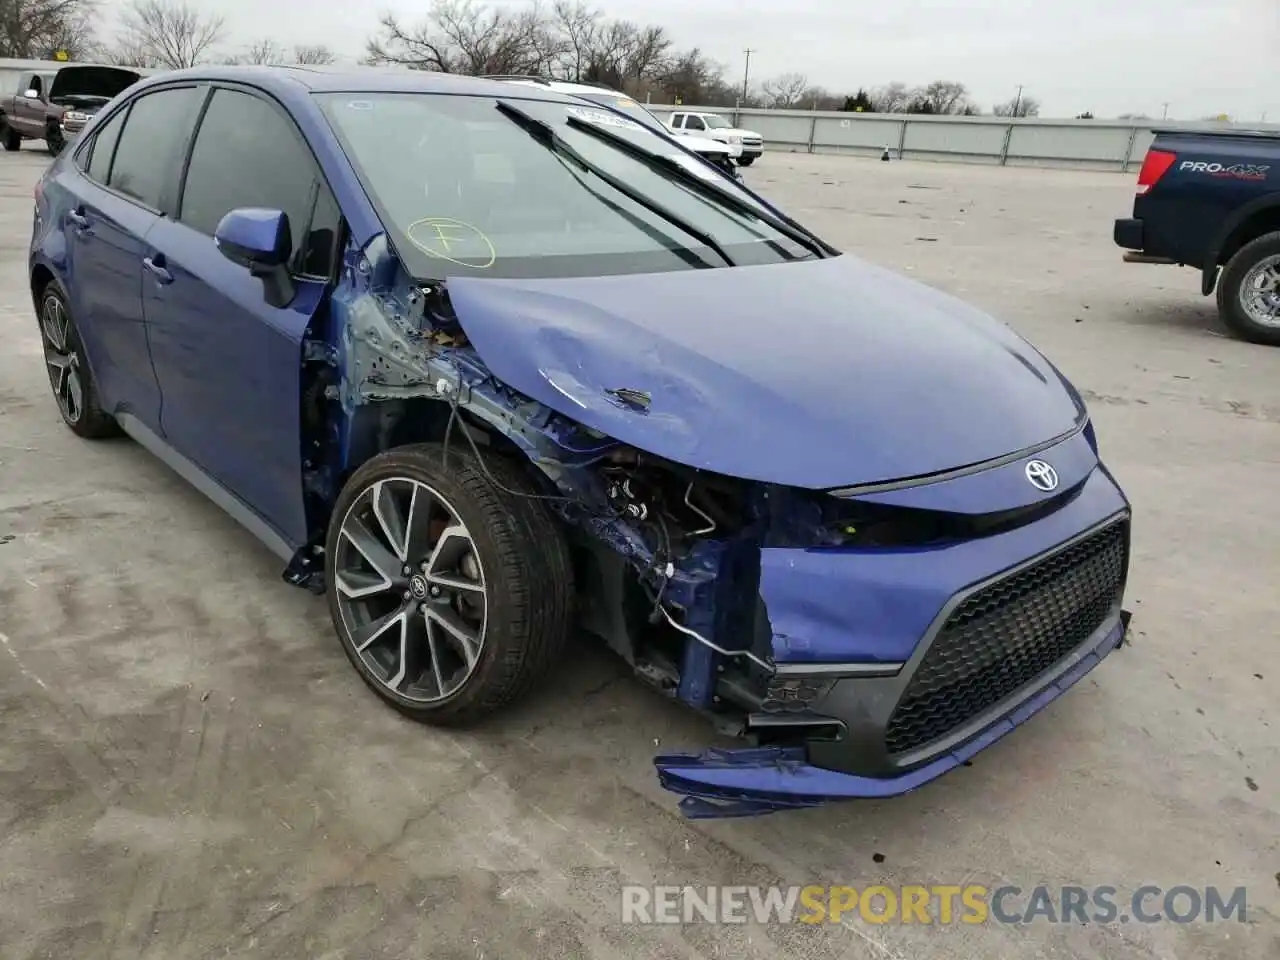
[142,256,173,284]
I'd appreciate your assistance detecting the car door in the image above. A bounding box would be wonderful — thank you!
[142,85,341,549]
[56,87,203,427]
[683,115,707,134]
[11,73,48,137]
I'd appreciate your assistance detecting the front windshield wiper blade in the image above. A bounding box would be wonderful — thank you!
[495,100,734,268]
[563,114,835,261]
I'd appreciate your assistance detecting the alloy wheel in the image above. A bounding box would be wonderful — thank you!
[40,294,83,424]
[1240,253,1280,329]
[333,477,488,703]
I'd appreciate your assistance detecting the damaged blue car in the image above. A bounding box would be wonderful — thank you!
[30,66,1133,819]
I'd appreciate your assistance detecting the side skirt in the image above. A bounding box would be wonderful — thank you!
[115,413,297,563]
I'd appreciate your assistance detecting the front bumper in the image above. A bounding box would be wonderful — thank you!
[740,143,763,159]
[656,460,1133,818]
[659,610,1129,818]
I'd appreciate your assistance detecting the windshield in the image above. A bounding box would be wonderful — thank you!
[703,114,733,129]
[316,92,809,280]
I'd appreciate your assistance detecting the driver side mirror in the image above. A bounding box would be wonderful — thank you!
[23,89,39,99]
[215,207,295,308]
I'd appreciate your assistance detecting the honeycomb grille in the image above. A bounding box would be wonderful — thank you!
[885,520,1127,755]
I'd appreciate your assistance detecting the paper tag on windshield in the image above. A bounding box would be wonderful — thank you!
[564,105,643,131]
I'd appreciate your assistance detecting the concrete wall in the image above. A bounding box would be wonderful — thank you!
[648,104,1280,172]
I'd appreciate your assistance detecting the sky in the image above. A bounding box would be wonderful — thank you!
[104,0,1280,120]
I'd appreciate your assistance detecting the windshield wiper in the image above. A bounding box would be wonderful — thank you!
[563,114,835,261]
[495,100,734,267]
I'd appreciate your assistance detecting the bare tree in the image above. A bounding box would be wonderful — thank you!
[655,47,733,106]
[293,44,336,65]
[367,0,561,75]
[915,80,971,115]
[237,37,286,64]
[583,20,670,89]
[549,0,597,80]
[870,82,912,113]
[119,0,226,69]
[759,72,808,109]
[800,85,842,111]
[105,36,164,67]
[365,0,728,103]
[993,94,1040,118]
[0,0,99,59]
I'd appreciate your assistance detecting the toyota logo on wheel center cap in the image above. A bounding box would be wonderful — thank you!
[1025,459,1059,492]
[409,576,429,600]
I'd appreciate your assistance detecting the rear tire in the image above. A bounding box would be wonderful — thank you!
[1216,231,1280,346]
[36,281,119,438]
[324,442,574,726]
[1,122,21,152]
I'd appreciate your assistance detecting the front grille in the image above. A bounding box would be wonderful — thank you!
[761,676,836,713]
[885,520,1127,755]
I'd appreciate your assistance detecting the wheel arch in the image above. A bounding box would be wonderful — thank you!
[313,393,555,543]
[1203,197,1280,295]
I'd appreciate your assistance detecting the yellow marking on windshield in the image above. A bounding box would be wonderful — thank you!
[405,217,496,269]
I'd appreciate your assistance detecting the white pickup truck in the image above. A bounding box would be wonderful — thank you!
[666,111,764,166]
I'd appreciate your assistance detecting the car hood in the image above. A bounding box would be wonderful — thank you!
[445,255,1085,488]
[49,66,141,103]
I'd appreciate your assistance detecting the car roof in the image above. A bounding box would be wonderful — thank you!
[131,63,578,101]
[493,76,628,97]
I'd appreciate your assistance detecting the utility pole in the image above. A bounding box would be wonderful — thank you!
[741,48,755,104]
[1161,102,1169,120]
[1012,84,1023,117]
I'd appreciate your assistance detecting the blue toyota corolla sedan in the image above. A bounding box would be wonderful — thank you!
[29,66,1132,818]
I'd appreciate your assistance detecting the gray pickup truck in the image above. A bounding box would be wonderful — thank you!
[0,65,141,155]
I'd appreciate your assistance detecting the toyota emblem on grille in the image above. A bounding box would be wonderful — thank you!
[1025,459,1059,492]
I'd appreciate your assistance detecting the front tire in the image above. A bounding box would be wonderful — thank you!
[1,122,21,151]
[45,126,65,156]
[1217,232,1280,346]
[37,282,118,438]
[738,155,756,167]
[324,442,574,725]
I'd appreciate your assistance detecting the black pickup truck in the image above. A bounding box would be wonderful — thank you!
[1114,129,1280,345]
[0,65,141,155]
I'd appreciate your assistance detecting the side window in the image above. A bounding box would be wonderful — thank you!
[27,75,41,96]
[180,88,337,276]
[109,86,203,211]
[671,113,684,128]
[84,108,127,184]
[685,115,706,132]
